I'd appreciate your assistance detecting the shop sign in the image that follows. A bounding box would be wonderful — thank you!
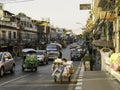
[80,4,91,10]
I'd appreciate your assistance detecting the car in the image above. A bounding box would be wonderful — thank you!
[0,52,15,77]
[70,50,82,61]
[36,50,48,65]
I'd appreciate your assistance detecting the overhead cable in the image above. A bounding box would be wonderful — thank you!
[0,0,34,4]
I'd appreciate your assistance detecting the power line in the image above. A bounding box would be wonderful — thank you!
[0,0,35,4]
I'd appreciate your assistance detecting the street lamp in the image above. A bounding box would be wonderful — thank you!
[76,22,86,30]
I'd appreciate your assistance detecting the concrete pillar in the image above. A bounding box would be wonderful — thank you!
[116,18,120,53]
[100,48,112,71]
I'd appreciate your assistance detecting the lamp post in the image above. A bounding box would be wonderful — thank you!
[76,22,87,31]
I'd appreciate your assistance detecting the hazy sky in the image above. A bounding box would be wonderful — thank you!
[2,0,92,34]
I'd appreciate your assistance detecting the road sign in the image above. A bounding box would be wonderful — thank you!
[80,4,91,10]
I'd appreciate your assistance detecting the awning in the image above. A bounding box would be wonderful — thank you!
[92,40,113,48]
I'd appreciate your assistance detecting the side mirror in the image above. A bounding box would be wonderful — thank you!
[5,58,9,61]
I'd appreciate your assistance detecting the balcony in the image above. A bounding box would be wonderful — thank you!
[24,27,37,32]
[0,21,19,29]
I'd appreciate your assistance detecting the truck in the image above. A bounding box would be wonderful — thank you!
[46,43,62,60]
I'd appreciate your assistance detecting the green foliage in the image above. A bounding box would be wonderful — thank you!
[83,55,91,62]
[18,12,26,16]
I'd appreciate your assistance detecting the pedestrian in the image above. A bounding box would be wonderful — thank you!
[82,53,92,71]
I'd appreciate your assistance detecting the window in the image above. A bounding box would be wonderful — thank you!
[13,32,17,39]
[2,31,6,39]
[8,31,12,39]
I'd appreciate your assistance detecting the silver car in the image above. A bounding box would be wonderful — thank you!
[0,52,15,77]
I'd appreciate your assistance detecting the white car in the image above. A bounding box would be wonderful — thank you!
[36,50,48,65]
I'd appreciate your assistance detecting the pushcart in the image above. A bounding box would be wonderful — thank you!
[51,58,74,83]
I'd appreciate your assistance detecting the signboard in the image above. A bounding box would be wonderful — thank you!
[80,4,91,10]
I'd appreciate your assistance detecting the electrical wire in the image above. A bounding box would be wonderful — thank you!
[0,0,35,4]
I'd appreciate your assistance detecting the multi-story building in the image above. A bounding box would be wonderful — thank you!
[0,5,19,56]
[86,0,118,71]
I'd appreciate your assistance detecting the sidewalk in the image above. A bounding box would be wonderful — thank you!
[75,63,120,90]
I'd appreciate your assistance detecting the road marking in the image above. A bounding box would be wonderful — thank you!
[3,83,77,87]
[78,76,83,79]
[12,79,77,83]
[76,82,83,86]
[83,77,116,81]
[77,79,83,82]
[75,62,84,90]
[75,86,82,90]
[0,74,31,86]
[79,75,83,77]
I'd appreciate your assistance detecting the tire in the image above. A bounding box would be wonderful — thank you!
[43,61,46,65]
[35,67,37,71]
[60,76,62,84]
[10,65,15,73]
[22,65,25,71]
[46,60,48,65]
[46,61,48,64]
[46,58,49,64]
[54,76,57,83]
[31,68,34,72]
[44,58,48,65]
[0,67,4,77]
[68,76,71,82]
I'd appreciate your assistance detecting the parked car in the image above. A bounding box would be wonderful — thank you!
[0,52,15,77]
[36,50,48,65]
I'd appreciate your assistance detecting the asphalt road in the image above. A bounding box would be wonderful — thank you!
[0,44,81,90]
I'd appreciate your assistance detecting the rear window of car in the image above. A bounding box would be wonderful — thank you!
[37,51,43,55]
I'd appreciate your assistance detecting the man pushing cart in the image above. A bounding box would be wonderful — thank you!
[51,58,74,83]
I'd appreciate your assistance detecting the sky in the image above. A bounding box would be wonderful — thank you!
[1,0,92,35]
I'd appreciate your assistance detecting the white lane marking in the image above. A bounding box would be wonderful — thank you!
[78,76,83,79]
[75,62,84,90]
[77,79,83,82]
[79,75,83,77]
[0,74,31,86]
[79,73,83,75]
[75,86,82,90]
[76,82,83,86]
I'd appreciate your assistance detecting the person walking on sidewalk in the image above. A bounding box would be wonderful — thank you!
[82,53,93,71]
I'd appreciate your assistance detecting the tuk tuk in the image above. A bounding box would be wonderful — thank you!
[22,48,38,71]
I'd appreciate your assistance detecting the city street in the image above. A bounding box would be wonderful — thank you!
[1,0,120,90]
[0,45,81,90]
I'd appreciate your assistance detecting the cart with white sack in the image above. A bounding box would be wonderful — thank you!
[51,58,74,83]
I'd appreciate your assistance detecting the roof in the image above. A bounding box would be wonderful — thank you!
[22,48,36,53]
